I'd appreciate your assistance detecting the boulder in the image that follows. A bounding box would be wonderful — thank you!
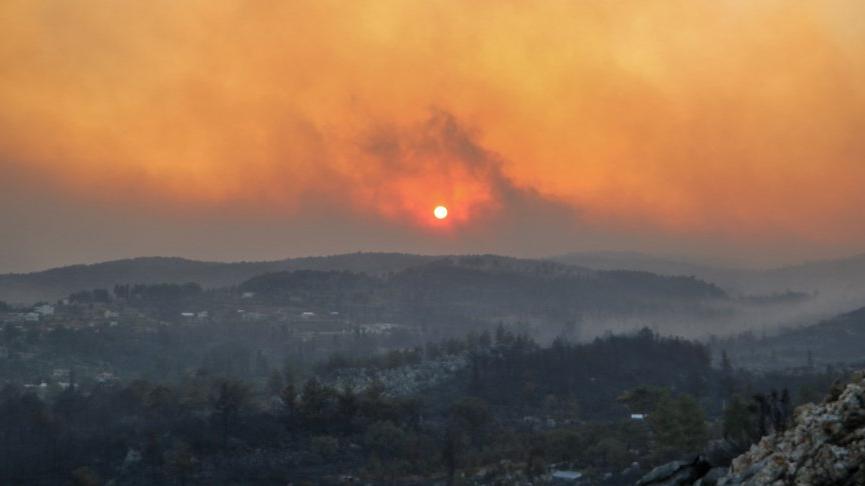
[694,467,726,486]
[637,456,711,485]
[702,439,742,467]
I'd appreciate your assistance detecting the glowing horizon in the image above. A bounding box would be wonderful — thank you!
[2,1,865,271]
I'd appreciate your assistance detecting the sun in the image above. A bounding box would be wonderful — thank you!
[433,205,448,220]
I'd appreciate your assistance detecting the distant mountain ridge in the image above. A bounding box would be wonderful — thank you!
[553,251,865,300]
[551,251,735,277]
[720,305,865,371]
[0,252,730,308]
[551,251,865,337]
[7,249,865,325]
[0,253,435,304]
[236,254,729,339]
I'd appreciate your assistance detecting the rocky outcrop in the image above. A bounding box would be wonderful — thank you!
[637,371,865,486]
[717,372,865,485]
[636,456,712,485]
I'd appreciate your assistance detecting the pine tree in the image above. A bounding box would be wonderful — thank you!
[648,392,708,456]
[720,350,735,399]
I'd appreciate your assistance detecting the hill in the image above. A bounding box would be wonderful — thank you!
[717,306,865,371]
[757,252,865,295]
[553,251,865,334]
[239,255,730,339]
[552,251,865,299]
[551,251,744,284]
[0,253,434,304]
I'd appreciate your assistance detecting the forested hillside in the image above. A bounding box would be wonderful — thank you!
[0,253,433,304]
[0,327,842,485]
[717,305,865,371]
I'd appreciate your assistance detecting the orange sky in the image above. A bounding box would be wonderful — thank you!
[2,1,865,270]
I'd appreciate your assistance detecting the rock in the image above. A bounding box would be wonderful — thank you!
[718,371,865,486]
[638,461,687,485]
[694,467,726,486]
[637,456,711,485]
[703,439,742,467]
[641,371,865,486]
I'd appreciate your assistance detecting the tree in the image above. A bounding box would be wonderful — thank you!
[336,386,359,431]
[442,424,464,486]
[279,383,298,428]
[722,395,758,446]
[364,420,411,460]
[71,466,102,486]
[587,437,630,468]
[164,440,197,486]
[780,389,791,426]
[92,288,111,303]
[209,379,250,446]
[526,445,546,478]
[648,392,708,457]
[675,394,709,451]
[617,386,669,413]
[720,350,736,398]
[266,370,284,396]
[310,435,340,461]
[494,324,513,346]
[299,378,337,430]
[449,397,491,446]
[145,384,179,422]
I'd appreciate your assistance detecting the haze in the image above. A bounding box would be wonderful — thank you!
[2,0,865,272]
[5,3,865,484]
